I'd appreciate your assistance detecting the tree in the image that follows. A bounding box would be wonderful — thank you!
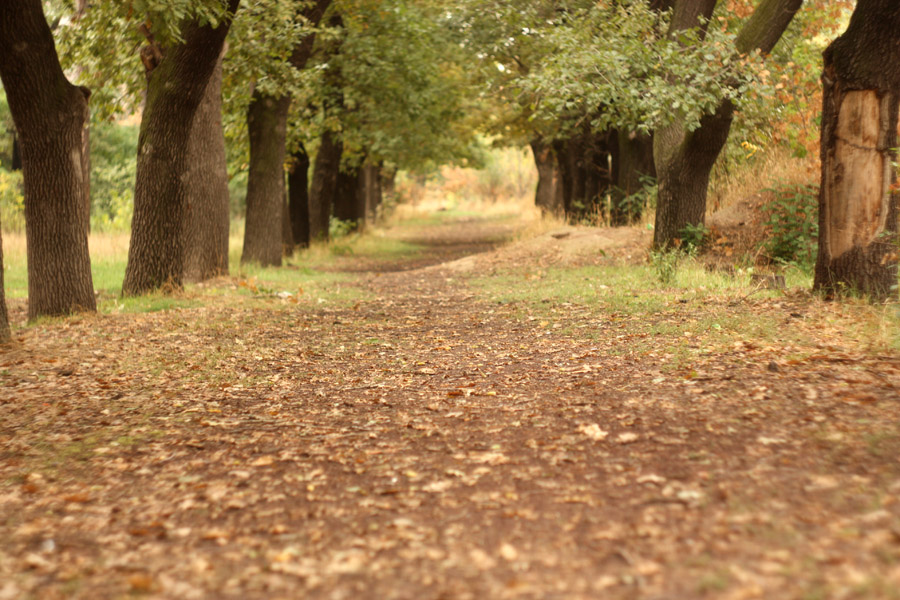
[0,0,96,319]
[0,222,9,343]
[652,0,803,249]
[530,139,562,216]
[813,0,900,300]
[184,50,230,282]
[308,128,343,241]
[287,144,312,248]
[241,0,331,266]
[122,1,240,296]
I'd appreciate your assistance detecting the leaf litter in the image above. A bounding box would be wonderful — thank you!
[1,219,900,599]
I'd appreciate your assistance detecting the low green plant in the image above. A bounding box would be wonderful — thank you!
[760,183,818,268]
[650,247,694,285]
[329,216,357,240]
[678,222,710,253]
[611,174,657,224]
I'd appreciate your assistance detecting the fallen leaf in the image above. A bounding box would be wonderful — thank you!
[579,423,609,441]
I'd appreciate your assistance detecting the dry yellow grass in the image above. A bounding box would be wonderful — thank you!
[707,145,819,215]
[2,232,130,263]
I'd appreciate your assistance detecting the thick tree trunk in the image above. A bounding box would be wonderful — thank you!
[653,102,734,247]
[814,0,900,300]
[0,0,96,319]
[611,130,655,226]
[123,1,239,296]
[184,53,230,282]
[288,144,311,249]
[11,132,22,171]
[241,93,290,266]
[308,129,343,242]
[530,139,561,216]
[653,0,803,249]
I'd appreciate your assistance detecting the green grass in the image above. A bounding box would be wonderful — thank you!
[467,259,819,354]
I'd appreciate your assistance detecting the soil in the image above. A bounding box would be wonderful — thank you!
[1,214,900,600]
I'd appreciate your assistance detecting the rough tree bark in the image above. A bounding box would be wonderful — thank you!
[122,0,239,296]
[241,0,330,265]
[530,139,561,216]
[308,128,343,241]
[0,0,96,319]
[653,0,803,249]
[813,0,900,299]
[242,93,291,266]
[184,51,230,282]
[288,144,311,248]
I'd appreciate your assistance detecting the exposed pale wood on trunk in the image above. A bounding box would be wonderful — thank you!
[825,91,889,258]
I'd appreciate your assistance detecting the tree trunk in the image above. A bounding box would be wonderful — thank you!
[530,139,561,216]
[653,102,734,247]
[333,164,366,229]
[653,0,803,249]
[288,144,311,249]
[814,0,900,300]
[611,130,655,226]
[0,0,96,319]
[0,226,10,342]
[11,131,22,171]
[361,163,382,225]
[184,52,230,282]
[241,0,330,263]
[123,1,239,296]
[308,129,343,242]
[241,93,290,266]
[282,181,294,256]
[74,0,91,234]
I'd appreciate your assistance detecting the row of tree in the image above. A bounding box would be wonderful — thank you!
[457,0,898,298]
[0,0,898,344]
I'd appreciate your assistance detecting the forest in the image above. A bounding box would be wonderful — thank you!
[2,0,900,598]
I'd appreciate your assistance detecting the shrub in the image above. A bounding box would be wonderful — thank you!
[760,183,818,267]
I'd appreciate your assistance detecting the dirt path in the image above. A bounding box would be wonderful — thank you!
[2,216,900,599]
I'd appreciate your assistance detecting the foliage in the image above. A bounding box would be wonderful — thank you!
[328,216,356,240]
[650,247,694,285]
[678,222,710,253]
[0,168,24,233]
[329,0,483,171]
[90,122,139,232]
[53,0,238,123]
[760,183,818,267]
[613,174,657,224]
[0,90,12,168]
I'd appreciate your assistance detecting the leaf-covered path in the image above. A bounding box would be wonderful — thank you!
[2,217,900,599]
